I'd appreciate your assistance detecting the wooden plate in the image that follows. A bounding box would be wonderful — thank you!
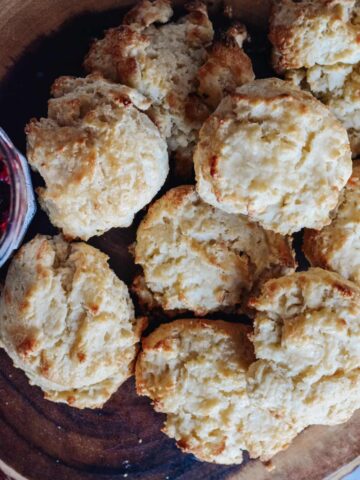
[0,1,359,479]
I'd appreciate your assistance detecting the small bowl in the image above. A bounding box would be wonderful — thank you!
[0,128,36,267]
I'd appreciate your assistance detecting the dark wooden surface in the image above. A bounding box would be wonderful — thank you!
[0,1,359,479]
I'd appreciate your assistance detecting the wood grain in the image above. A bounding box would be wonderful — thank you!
[0,0,359,479]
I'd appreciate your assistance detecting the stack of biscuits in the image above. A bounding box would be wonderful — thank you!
[0,0,359,466]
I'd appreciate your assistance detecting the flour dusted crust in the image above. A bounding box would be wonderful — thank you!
[303,162,360,284]
[0,235,147,409]
[249,268,360,429]
[137,270,360,463]
[194,78,352,235]
[134,185,295,315]
[287,62,360,157]
[269,0,360,73]
[84,0,213,175]
[197,24,255,109]
[26,74,168,240]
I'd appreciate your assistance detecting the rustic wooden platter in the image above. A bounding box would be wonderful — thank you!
[0,1,359,479]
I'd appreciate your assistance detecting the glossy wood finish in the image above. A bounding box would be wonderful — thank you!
[0,1,359,479]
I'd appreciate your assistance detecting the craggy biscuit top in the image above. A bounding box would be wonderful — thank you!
[249,268,360,428]
[85,1,255,177]
[26,74,168,240]
[137,270,360,463]
[194,78,352,235]
[0,235,146,408]
[134,185,295,315]
[270,0,360,158]
[136,319,258,464]
[304,162,360,284]
[270,0,360,72]
[84,0,213,165]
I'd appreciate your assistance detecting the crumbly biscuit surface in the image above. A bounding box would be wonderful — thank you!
[270,0,360,157]
[26,74,168,240]
[0,235,146,408]
[85,0,213,172]
[134,185,295,315]
[194,78,352,234]
[137,270,360,463]
[249,268,360,428]
[270,0,360,72]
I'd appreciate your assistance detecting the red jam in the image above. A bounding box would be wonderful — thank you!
[0,154,10,238]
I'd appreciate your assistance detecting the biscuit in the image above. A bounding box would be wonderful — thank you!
[197,24,255,109]
[136,319,258,464]
[134,185,295,315]
[194,78,352,235]
[269,0,360,73]
[0,235,146,409]
[136,319,310,463]
[249,268,360,429]
[26,74,168,240]
[303,162,360,284]
[287,62,360,157]
[84,0,213,175]
[137,270,360,464]
[270,0,360,157]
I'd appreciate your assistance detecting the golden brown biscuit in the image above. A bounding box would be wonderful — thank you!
[134,185,295,315]
[270,0,360,158]
[269,0,360,73]
[137,270,360,464]
[0,235,146,408]
[249,268,360,430]
[84,0,213,175]
[26,74,168,240]
[194,78,352,234]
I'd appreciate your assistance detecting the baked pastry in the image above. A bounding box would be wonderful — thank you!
[136,319,258,464]
[249,268,360,429]
[0,235,146,409]
[84,0,213,175]
[197,24,255,109]
[137,270,360,464]
[26,74,168,240]
[270,0,360,157]
[269,0,360,73]
[194,78,352,235]
[303,161,360,284]
[287,62,360,156]
[134,185,295,315]
[137,319,306,464]
[85,1,255,177]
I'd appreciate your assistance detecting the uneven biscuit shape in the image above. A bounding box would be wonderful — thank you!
[137,270,360,464]
[134,185,295,315]
[287,62,360,157]
[303,162,360,284]
[84,0,213,173]
[269,0,360,73]
[194,78,352,235]
[0,235,146,409]
[249,268,360,429]
[136,320,305,464]
[26,74,168,240]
